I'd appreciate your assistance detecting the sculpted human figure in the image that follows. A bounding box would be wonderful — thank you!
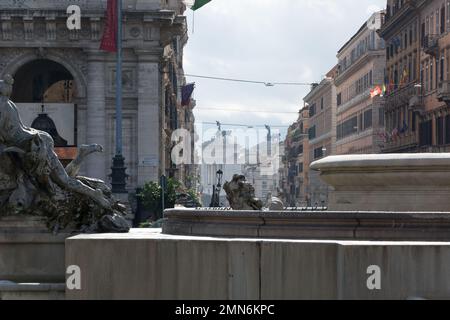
[223,174,263,210]
[0,74,111,210]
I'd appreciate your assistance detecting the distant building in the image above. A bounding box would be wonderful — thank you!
[199,132,244,207]
[303,67,337,205]
[245,133,282,202]
[335,11,386,155]
[282,107,309,206]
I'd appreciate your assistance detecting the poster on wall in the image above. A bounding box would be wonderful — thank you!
[15,103,76,146]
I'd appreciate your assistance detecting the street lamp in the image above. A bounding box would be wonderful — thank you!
[216,169,224,188]
[209,169,223,207]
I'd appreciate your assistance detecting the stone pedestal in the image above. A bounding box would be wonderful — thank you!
[0,215,70,300]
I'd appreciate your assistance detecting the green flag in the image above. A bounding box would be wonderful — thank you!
[191,0,211,10]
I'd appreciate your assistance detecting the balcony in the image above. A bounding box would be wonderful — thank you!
[385,82,423,113]
[382,134,418,153]
[437,81,450,106]
[422,34,439,57]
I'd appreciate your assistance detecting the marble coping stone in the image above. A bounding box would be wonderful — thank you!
[310,153,450,212]
[162,208,450,241]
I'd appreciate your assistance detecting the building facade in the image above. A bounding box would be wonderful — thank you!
[282,107,309,207]
[303,67,337,206]
[0,0,194,193]
[335,11,386,155]
[379,0,424,152]
[379,0,450,153]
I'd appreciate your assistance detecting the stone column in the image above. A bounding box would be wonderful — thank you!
[135,49,162,186]
[85,50,107,181]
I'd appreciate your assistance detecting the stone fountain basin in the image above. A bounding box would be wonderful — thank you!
[162,208,450,241]
[310,153,450,212]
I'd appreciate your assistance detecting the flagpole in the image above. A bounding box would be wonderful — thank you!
[111,0,127,194]
[116,0,122,157]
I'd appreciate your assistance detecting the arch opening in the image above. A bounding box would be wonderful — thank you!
[11,59,76,103]
[10,59,78,164]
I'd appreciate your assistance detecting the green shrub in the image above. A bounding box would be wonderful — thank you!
[137,178,181,220]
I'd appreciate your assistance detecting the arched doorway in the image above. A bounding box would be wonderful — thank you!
[12,59,78,165]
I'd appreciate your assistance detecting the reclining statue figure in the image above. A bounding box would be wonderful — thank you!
[0,75,129,233]
[223,174,263,210]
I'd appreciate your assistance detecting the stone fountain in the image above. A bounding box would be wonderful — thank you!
[162,155,450,242]
[0,75,129,299]
[65,153,450,300]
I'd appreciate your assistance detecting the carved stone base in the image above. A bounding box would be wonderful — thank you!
[0,215,71,283]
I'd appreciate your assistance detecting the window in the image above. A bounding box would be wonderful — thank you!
[314,147,324,160]
[430,61,434,91]
[436,59,440,88]
[321,97,324,110]
[437,116,444,145]
[431,15,434,35]
[446,114,450,144]
[337,116,358,140]
[309,103,316,117]
[410,27,413,45]
[379,107,385,127]
[437,10,440,35]
[422,21,426,41]
[364,109,373,130]
[408,56,412,83]
[309,126,316,140]
[414,20,418,42]
[419,120,433,146]
[337,93,342,106]
[441,6,446,34]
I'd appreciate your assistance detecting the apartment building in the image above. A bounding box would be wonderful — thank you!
[335,11,387,155]
[303,67,337,205]
[379,0,450,152]
[282,107,309,206]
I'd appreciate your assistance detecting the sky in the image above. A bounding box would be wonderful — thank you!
[183,0,386,139]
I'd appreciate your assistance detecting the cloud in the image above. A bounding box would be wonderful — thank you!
[366,4,382,15]
[184,0,387,140]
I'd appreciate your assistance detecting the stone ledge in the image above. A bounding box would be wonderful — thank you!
[162,209,450,241]
[65,229,450,299]
[0,282,65,300]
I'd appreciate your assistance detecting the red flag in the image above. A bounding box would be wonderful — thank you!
[370,86,382,98]
[100,0,118,52]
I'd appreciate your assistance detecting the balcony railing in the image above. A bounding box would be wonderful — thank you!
[382,134,418,152]
[437,81,450,105]
[385,82,423,113]
[422,34,439,57]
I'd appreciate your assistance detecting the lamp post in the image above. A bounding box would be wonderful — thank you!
[110,0,127,193]
[209,169,223,207]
